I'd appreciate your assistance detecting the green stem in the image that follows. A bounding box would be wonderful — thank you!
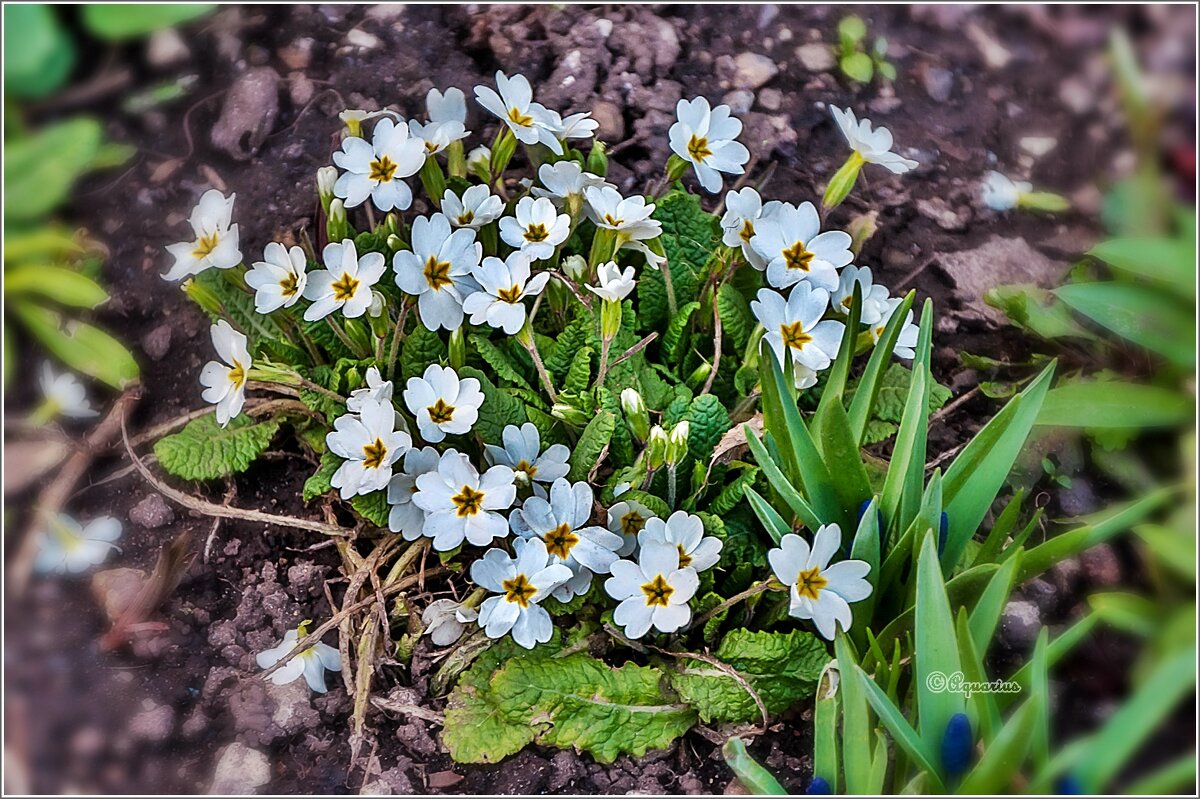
[660,260,678,318]
[327,316,368,359]
[385,300,410,381]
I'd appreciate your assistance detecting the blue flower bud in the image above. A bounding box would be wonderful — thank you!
[940,712,973,779]
[937,511,949,556]
[806,776,831,794]
[857,499,886,553]
[1055,774,1085,795]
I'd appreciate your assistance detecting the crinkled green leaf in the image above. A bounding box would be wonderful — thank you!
[303,450,339,502]
[562,346,593,394]
[686,393,732,464]
[154,414,282,481]
[871,362,951,424]
[462,366,527,446]
[707,465,760,517]
[545,312,596,380]
[350,489,389,528]
[717,283,754,352]
[663,301,700,365]
[400,326,447,382]
[568,409,615,482]
[598,387,635,467]
[470,333,531,389]
[654,190,719,269]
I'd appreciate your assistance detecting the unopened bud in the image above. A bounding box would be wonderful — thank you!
[586,139,609,178]
[467,146,491,182]
[551,402,590,427]
[666,421,690,466]
[561,254,588,282]
[182,277,222,316]
[448,327,466,369]
[620,388,650,443]
[317,166,338,213]
[327,199,349,242]
[646,425,668,470]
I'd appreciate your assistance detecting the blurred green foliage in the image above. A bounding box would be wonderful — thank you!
[835,16,896,84]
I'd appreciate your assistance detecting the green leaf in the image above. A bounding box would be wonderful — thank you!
[853,664,944,790]
[879,364,928,531]
[1036,380,1192,428]
[154,414,282,481]
[653,190,719,269]
[400,326,447,382]
[834,636,875,795]
[957,695,1040,793]
[543,312,595,380]
[350,490,390,527]
[470,334,531,389]
[462,367,527,446]
[840,52,874,82]
[870,362,951,424]
[967,555,1019,656]
[670,629,828,723]
[717,283,754,352]
[13,302,139,389]
[686,393,731,465]
[709,465,759,516]
[722,738,788,795]
[5,118,103,222]
[847,291,916,444]
[3,4,73,100]
[1089,236,1194,295]
[81,4,215,40]
[442,638,547,763]
[193,270,288,352]
[303,451,339,502]
[837,15,867,46]
[914,532,964,756]
[568,410,615,481]
[562,345,593,394]
[985,284,1096,341]
[5,265,108,308]
[1055,282,1195,366]
[663,301,700,365]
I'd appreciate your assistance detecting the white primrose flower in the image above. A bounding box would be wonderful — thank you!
[34,514,121,574]
[607,499,656,557]
[871,298,920,360]
[346,365,393,414]
[427,86,468,125]
[511,478,624,601]
[832,265,892,325]
[408,117,468,155]
[403,364,484,444]
[532,160,609,208]
[386,446,441,538]
[200,320,251,426]
[499,196,571,261]
[245,242,308,314]
[442,184,504,229]
[326,398,412,499]
[605,541,699,638]
[421,598,479,646]
[752,284,846,375]
[303,239,387,321]
[768,524,873,640]
[584,185,661,240]
[471,537,572,649]
[462,251,551,334]
[587,261,637,303]
[338,108,399,127]
[720,188,785,269]
[668,97,750,193]
[981,171,1031,211]
[332,116,426,211]
[414,449,517,550]
[164,189,241,280]
[255,624,342,693]
[39,362,97,419]
[637,510,723,572]
[750,201,853,291]
[483,422,571,498]
[474,71,562,154]
[393,213,482,332]
[541,109,600,142]
[830,106,918,174]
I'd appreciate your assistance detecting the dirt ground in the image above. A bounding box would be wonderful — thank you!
[4,4,1196,794]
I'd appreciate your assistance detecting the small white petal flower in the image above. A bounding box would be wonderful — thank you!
[637,510,723,573]
[421,598,479,646]
[442,184,505,229]
[981,171,1031,211]
[587,261,637,303]
[39,362,97,419]
[605,542,699,638]
[245,242,308,314]
[199,320,251,426]
[326,397,412,499]
[164,189,241,280]
[499,197,571,261]
[767,525,873,640]
[462,251,550,334]
[719,188,786,270]
[33,513,121,574]
[414,449,517,550]
[386,445,442,538]
[832,265,892,325]
[511,478,624,601]
[392,213,483,332]
[255,625,343,693]
[532,160,610,209]
[403,364,484,444]
[607,500,656,557]
[668,97,750,193]
[472,537,572,649]
[752,285,846,374]
[750,201,852,291]
[332,117,426,211]
[483,422,570,498]
[408,118,468,156]
[830,106,918,174]
[346,366,394,413]
[427,87,467,126]
[584,186,662,242]
[302,239,387,321]
[474,71,563,155]
[870,298,920,360]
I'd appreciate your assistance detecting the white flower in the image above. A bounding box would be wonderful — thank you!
[871,298,920,360]
[39,362,97,419]
[532,160,609,208]
[499,196,571,261]
[668,97,750,193]
[303,239,387,321]
[386,445,441,538]
[408,117,468,155]
[332,116,426,211]
[442,184,504,229]
[752,285,846,374]
[164,189,241,280]
[427,87,467,126]
[33,514,121,574]
[541,109,600,142]
[832,265,892,325]
[483,422,571,498]
[637,510,723,573]
[462,251,550,334]
[474,71,562,155]
[587,261,637,303]
[326,398,412,499]
[346,366,393,414]
[471,538,572,649]
[393,213,482,331]
[605,541,699,638]
[830,106,918,174]
[750,201,852,291]
[403,364,484,444]
[511,478,624,601]
[338,108,399,126]
[981,171,1031,211]
[245,242,308,314]
[767,525,873,640]
[414,449,517,550]
[421,598,479,646]
[199,320,251,426]
[255,625,342,693]
[607,499,655,557]
[584,186,662,241]
[720,187,785,269]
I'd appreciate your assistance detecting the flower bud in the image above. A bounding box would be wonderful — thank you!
[561,254,588,282]
[317,166,338,214]
[620,388,650,443]
[382,212,400,237]
[448,326,466,370]
[940,712,973,780]
[665,152,689,183]
[467,146,491,182]
[666,421,689,466]
[551,402,590,427]
[327,198,349,242]
[646,425,668,470]
[586,139,609,177]
[386,233,403,252]
[182,277,222,316]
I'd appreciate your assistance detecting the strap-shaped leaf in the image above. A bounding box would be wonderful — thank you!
[879,363,927,531]
[744,427,821,533]
[835,635,875,795]
[853,664,944,791]
[847,290,916,444]
[914,532,964,756]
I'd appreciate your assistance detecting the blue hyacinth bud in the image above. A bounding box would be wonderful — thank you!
[937,511,949,556]
[806,776,832,794]
[1055,774,1085,794]
[940,712,973,779]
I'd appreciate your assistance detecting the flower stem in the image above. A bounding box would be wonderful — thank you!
[660,261,678,318]
[691,579,782,630]
[385,300,410,381]
[594,335,612,391]
[667,465,678,509]
[326,316,368,359]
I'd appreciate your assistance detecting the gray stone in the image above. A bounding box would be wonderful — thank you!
[278,37,315,70]
[288,72,314,106]
[1080,544,1121,586]
[129,493,175,528]
[937,236,1069,325]
[209,742,271,794]
[211,67,279,161]
[998,600,1041,650]
[129,702,176,743]
[731,53,778,90]
[141,323,172,360]
[722,89,755,115]
[758,87,783,111]
[922,66,955,102]
[795,42,835,72]
[147,28,190,69]
[590,99,625,141]
[345,28,381,50]
[267,679,320,736]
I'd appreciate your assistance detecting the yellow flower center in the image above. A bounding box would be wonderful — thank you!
[603,213,624,227]
[620,511,646,536]
[427,398,455,424]
[331,272,360,302]
[361,438,388,469]
[368,155,398,182]
[496,284,524,303]
[423,256,453,291]
[503,573,537,607]
[795,566,828,601]
[280,272,300,297]
[193,232,220,259]
[687,134,712,162]
[739,219,755,243]
[545,522,580,560]
[514,459,538,478]
[451,484,485,517]
[780,321,813,351]
[783,241,815,271]
[507,107,534,127]
[456,210,475,225]
[676,544,693,569]
[641,574,674,608]
[227,359,247,390]
[523,223,549,243]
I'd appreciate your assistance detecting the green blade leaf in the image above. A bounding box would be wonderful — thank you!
[847,291,916,444]
[1055,282,1195,367]
[957,694,1040,794]
[13,302,139,389]
[5,265,109,309]
[914,532,964,756]
[1036,380,1192,428]
[852,664,944,790]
